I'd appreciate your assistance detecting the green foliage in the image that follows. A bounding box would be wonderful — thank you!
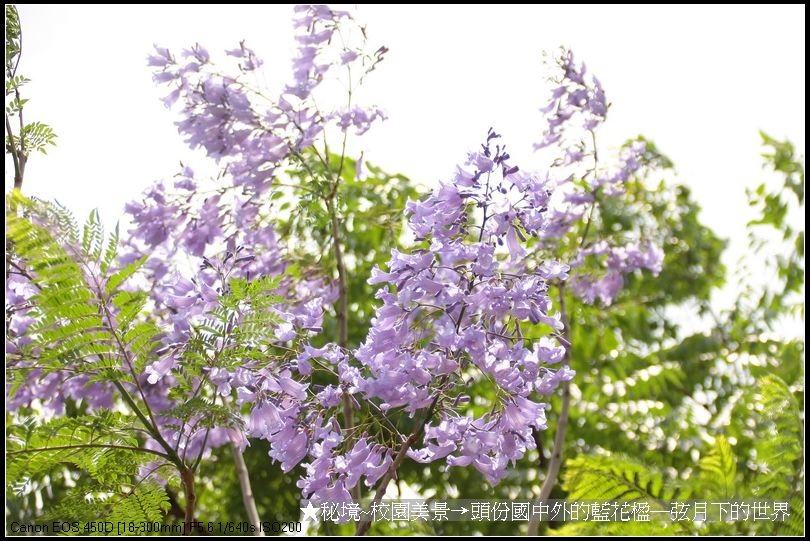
[6,195,173,528]
[560,374,803,535]
[564,453,684,502]
[729,374,804,535]
[282,150,419,346]
[6,411,171,530]
[546,139,729,470]
[38,481,171,534]
[104,482,172,527]
[7,413,142,485]
[758,131,804,206]
[552,453,691,536]
[19,120,57,155]
[6,197,158,385]
[5,5,21,67]
[741,132,805,332]
[750,375,803,501]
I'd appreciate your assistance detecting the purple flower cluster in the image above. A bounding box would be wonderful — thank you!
[533,49,664,305]
[569,240,664,305]
[536,48,607,151]
[123,3,385,316]
[147,5,381,196]
[351,132,572,484]
[250,131,574,495]
[94,5,385,471]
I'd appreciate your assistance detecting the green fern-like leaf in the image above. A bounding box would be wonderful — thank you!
[698,436,737,499]
[561,454,695,535]
[748,375,804,535]
[563,453,685,503]
[7,203,115,384]
[6,413,152,488]
[20,120,57,154]
[38,479,171,533]
[105,481,172,528]
[7,196,157,381]
[81,209,104,261]
[753,375,803,496]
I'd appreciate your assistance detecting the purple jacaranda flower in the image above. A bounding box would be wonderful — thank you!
[532,336,567,364]
[316,385,343,408]
[248,402,283,440]
[500,396,548,432]
[147,46,173,67]
[145,353,178,385]
[208,367,232,395]
[536,365,576,395]
[270,428,309,473]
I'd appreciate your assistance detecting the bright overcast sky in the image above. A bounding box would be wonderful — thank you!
[10,4,807,311]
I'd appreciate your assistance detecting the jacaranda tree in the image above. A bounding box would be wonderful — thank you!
[6,4,803,536]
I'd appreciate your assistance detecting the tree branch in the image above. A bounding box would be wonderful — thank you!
[5,111,25,190]
[527,286,572,536]
[111,380,183,467]
[355,432,418,536]
[180,467,196,536]
[7,442,171,461]
[231,443,265,536]
[93,280,182,467]
[325,196,358,502]
[356,376,449,536]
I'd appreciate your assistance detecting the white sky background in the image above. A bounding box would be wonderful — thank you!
[10,4,807,317]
